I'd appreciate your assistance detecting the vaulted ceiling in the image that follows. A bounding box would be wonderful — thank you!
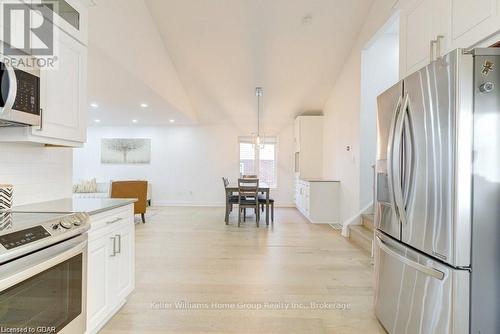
[88,0,373,130]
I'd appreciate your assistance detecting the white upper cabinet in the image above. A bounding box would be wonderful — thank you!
[449,0,500,49]
[0,0,88,146]
[399,0,500,78]
[32,28,87,144]
[294,115,323,179]
[31,0,89,45]
[399,0,448,77]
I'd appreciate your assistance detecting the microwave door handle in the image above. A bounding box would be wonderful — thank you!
[387,95,403,219]
[37,108,43,131]
[3,66,17,111]
[0,234,87,292]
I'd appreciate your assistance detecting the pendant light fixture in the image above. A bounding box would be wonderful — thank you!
[252,87,265,149]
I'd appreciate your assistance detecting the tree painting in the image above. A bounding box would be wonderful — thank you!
[101,138,151,164]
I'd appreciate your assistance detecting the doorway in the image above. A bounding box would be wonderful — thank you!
[359,14,400,212]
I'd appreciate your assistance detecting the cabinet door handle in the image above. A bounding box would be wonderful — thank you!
[429,39,437,62]
[116,234,121,254]
[436,35,444,59]
[110,236,116,257]
[106,217,123,225]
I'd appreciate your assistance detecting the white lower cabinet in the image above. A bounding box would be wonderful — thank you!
[295,179,340,224]
[86,205,135,334]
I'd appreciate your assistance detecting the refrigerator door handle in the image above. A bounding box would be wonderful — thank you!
[392,93,409,225]
[387,95,403,220]
[376,236,445,280]
[402,97,415,209]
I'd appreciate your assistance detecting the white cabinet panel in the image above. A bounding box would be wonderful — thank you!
[450,0,500,49]
[294,116,323,179]
[400,0,448,77]
[115,224,135,302]
[32,29,87,143]
[87,235,110,332]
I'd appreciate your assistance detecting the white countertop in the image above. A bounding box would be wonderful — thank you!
[13,198,137,215]
[299,178,340,182]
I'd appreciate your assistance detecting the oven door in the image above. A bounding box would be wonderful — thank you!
[0,234,87,334]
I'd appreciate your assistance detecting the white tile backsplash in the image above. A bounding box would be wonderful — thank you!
[0,143,73,206]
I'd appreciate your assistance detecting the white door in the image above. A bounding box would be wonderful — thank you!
[33,28,87,143]
[449,0,500,49]
[399,0,448,77]
[87,234,111,332]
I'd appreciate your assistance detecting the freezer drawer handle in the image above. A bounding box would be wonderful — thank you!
[376,236,445,280]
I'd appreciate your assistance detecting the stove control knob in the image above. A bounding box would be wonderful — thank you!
[73,219,82,226]
[59,220,73,229]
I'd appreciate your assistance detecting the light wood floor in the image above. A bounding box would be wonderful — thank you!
[100,207,385,334]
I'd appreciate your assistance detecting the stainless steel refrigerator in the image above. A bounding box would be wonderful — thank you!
[374,48,500,334]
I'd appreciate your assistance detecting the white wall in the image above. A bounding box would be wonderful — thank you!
[0,143,73,206]
[359,20,399,210]
[73,123,295,206]
[322,0,397,226]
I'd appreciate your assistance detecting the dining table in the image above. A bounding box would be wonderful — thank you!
[225,183,271,226]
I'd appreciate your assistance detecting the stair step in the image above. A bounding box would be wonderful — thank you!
[361,213,374,232]
[349,225,373,253]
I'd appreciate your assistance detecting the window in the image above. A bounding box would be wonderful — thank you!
[239,137,277,187]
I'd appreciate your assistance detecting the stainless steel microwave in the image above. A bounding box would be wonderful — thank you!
[0,59,41,127]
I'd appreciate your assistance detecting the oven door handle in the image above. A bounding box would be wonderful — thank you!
[1,65,17,112]
[0,234,87,292]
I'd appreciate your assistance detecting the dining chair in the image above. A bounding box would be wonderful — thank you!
[259,197,275,223]
[237,178,260,227]
[222,177,238,224]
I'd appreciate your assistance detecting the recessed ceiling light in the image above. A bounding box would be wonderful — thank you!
[140,103,148,108]
[169,119,175,123]
[132,119,138,123]
[90,103,99,108]
[94,119,101,123]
